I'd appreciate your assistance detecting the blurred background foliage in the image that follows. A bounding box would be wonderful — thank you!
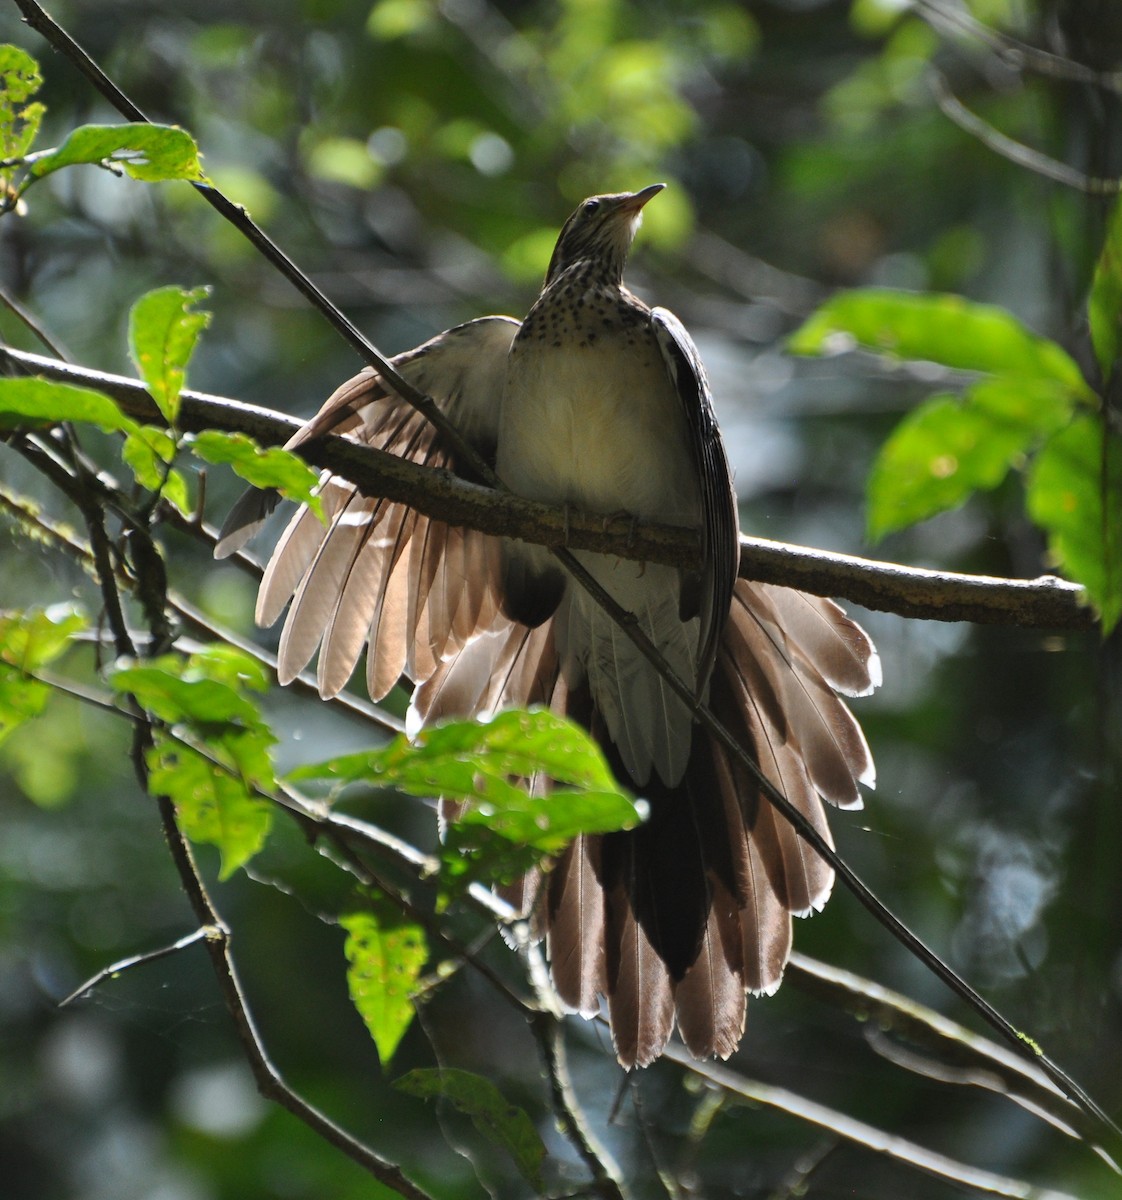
[1,0,1120,1196]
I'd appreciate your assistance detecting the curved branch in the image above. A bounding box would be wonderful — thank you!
[0,345,1095,631]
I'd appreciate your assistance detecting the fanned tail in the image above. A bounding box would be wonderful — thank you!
[409,579,878,1069]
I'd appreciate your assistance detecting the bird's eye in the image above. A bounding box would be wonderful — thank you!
[583,199,601,215]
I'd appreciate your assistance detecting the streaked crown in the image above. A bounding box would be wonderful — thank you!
[543,183,665,288]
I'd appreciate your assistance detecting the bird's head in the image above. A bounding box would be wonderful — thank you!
[543,183,665,288]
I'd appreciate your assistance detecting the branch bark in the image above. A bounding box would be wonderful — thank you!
[0,344,1096,631]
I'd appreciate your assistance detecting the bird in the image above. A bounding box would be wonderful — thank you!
[216,184,880,1068]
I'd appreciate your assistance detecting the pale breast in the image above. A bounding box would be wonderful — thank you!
[498,284,701,527]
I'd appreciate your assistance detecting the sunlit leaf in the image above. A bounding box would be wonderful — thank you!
[128,286,211,426]
[366,0,436,39]
[867,377,1076,539]
[146,735,273,879]
[110,647,277,875]
[288,709,641,853]
[185,643,272,694]
[394,1068,545,1189]
[0,605,87,761]
[0,377,137,434]
[340,909,427,1066]
[0,604,88,671]
[0,45,44,164]
[187,430,324,518]
[1089,194,1122,383]
[122,425,191,515]
[29,123,205,184]
[1027,416,1122,632]
[0,669,50,746]
[790,288,1090,392]
[111,659,264,728]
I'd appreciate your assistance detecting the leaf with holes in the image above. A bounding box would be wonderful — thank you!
[288,709,641,852]
[0,45,44,166]
[340,909,427,1066]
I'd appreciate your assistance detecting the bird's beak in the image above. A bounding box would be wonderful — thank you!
[620,183,666,213]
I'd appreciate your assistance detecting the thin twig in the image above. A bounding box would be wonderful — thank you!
[139,758,434,1199]
[532,1013,629,1200]
[784,953,1099,1151]
[0,346,1095,630]
[0,285,72,359]
[915,0,1122,94]
[930,70,1122,195]
[661,1043,1083,1200]
[60,926,218,1006]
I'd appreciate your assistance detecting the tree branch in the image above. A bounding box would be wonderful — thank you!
[661,1043,1082,1200]
[0,344,1095,631]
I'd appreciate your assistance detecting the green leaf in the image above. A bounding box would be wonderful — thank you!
[128,286,211,426]
[288,709,641,853]
[0,669,50,746]
[340,909,427,1066]
[185,643,272,694]
[867,377,1076,539]
[0,605,87,746]
[394,1068,545,1189]
[111,659,264,728]
[0,604,88,671]
[188,430,324,518]
[437,823,541,900]
[29,123,205,184]
[790,289,1090,392]
[1027,416,1122,632]
[1089,195,1122,383]
[146,734,273,879]
[122,424,191,514]
[0,377,138,434]
[110,648,277,874]
[0,45,44,164]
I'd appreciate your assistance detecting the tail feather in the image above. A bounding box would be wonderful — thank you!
[546,835,608,1017]
[729,582,875,806]
[673,880,746,1060]
[402,580,877,1067]
[604,885,675,1069]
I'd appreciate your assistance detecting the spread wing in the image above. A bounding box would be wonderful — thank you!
[216,315,520,698]
[650,306,740,694]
